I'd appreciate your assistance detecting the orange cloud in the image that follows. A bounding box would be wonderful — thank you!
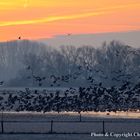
[0,11,106,27]
[1,2,140,27]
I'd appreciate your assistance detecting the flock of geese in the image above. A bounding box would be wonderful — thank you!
[0,81,139,112]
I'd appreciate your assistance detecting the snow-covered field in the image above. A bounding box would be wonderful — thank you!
[0,112,140,140]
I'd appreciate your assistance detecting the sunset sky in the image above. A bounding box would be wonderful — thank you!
[0,0,140,41]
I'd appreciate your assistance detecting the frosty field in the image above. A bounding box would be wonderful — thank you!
[0,112,140,140]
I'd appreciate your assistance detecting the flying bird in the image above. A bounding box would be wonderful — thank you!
[0,81,4,85]
[26,66,31,70]
[67,33,71,36]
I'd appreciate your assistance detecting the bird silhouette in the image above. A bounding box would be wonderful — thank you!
[18,36,21,40]
[26,66,31,70]
[0,81,4,85]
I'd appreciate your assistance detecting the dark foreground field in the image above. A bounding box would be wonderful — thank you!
[1,134,140,140]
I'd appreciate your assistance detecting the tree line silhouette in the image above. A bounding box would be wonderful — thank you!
[0,40,139,87]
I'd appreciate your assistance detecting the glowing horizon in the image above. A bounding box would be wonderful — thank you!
[0,0,140,41]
